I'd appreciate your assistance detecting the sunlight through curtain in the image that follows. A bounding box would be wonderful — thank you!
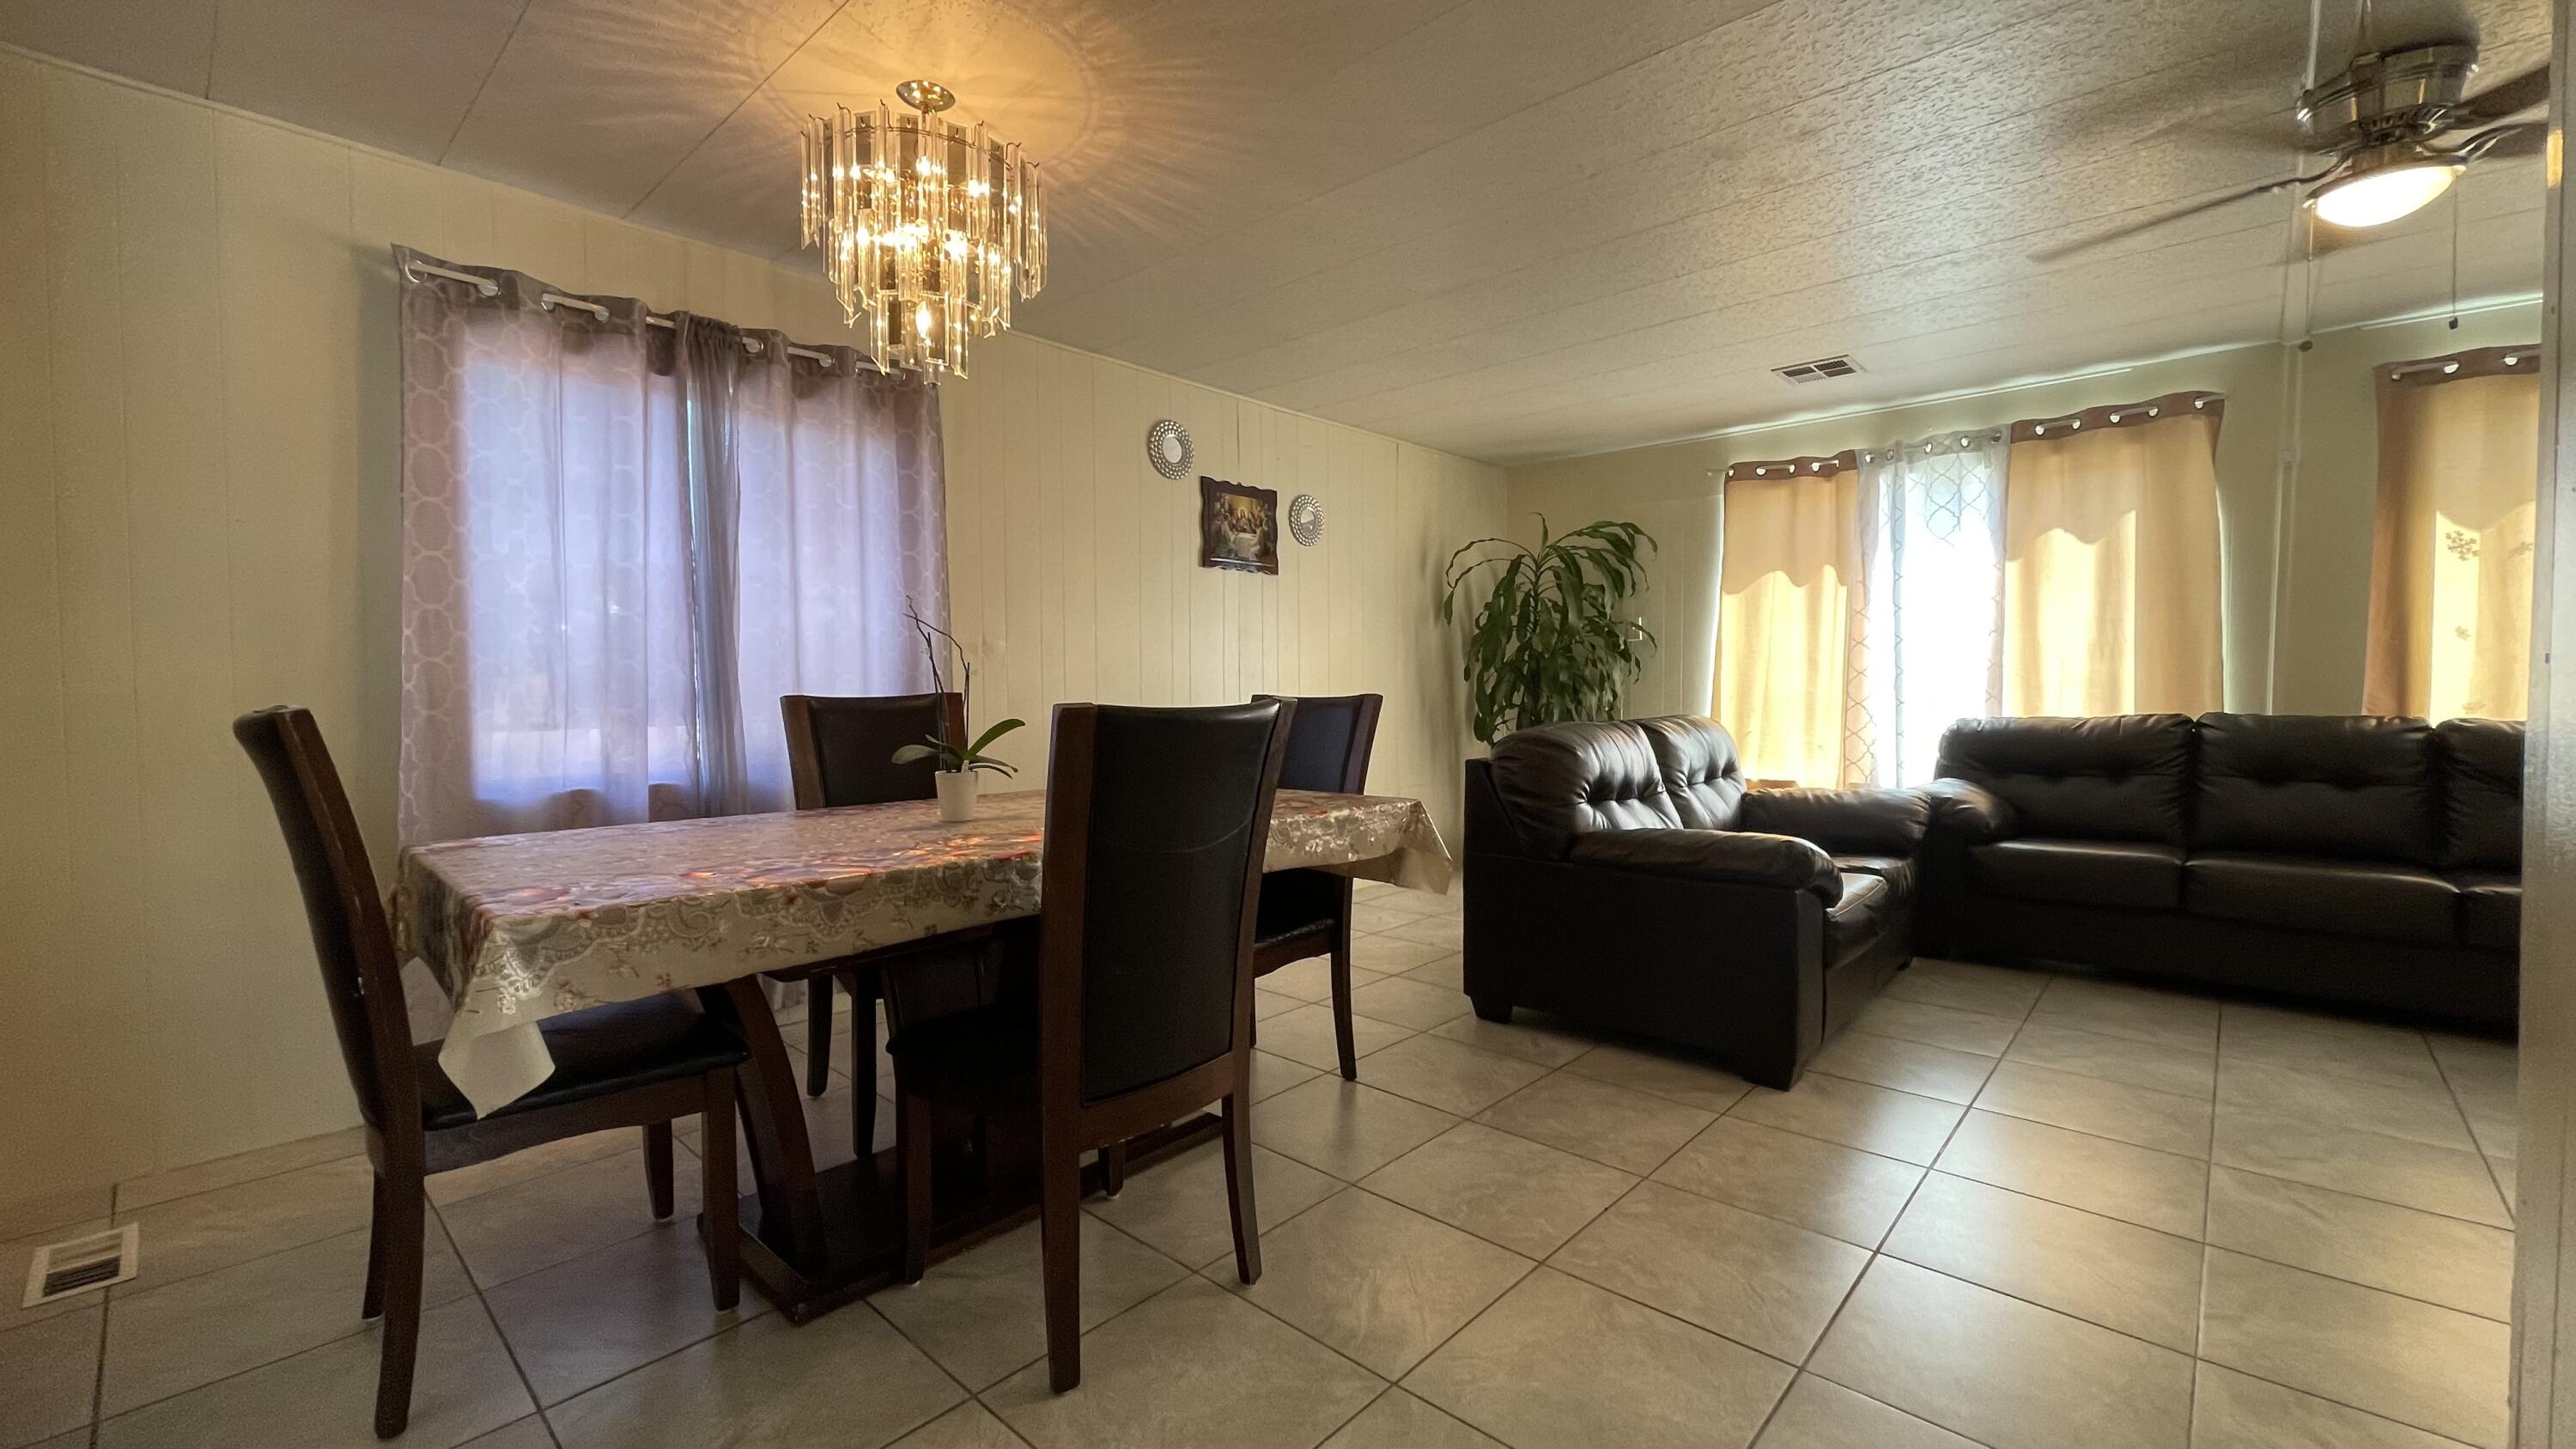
[1852,432,2007,785]
[1713,456,1863,786]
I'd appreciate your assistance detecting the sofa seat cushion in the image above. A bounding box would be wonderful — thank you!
[1826,873,1893,966]
[1970,838,2184,910]
[2183,852,2459,946]
[2452,871,2521,952]
[1832,855,1916,909]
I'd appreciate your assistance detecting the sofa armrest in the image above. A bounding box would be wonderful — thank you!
[1566,828,1841,904]
[1737,787,1930,856]
[1918,778,2015,843]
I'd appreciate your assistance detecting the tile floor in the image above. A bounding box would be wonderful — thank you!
[1,880,2519,1449]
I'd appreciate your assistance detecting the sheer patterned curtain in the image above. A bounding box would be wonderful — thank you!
[396,247,946,843]
[2365,348,2538,721]
[1849,431,2006,785]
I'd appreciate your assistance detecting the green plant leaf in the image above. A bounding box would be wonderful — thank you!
[1439,518,1657,743]
[890,742,945,765]
[964,717,1025,758]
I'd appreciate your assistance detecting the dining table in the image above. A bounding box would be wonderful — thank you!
[393,785,1453,1320]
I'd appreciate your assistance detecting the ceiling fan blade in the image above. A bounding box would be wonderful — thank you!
[2461,120,2549,161]
[2029,176,2309,263]
[2452,64,2550,125]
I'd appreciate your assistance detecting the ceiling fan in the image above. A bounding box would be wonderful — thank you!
[2032,0,2549,262]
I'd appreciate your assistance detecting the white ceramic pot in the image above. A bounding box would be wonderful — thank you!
[935,770,978,823]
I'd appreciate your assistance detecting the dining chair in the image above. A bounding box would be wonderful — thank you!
[775,691,966,1100]
[1251,692,1383,1080]
[234,706,744,1440]
[890,700,1293,1391]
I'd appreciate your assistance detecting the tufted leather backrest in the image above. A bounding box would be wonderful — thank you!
[1632,715,1749,830]
[781,693,963,808]
[1935,715,2195,845]
[2436,717,2524,871]
[2192,714,2437,862]
[1485,720,1682,857]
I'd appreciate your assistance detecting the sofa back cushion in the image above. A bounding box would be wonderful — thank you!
[2192,713,2437,863]
[1935,715,2195,845]
[1485,720,1681,856]
[1632,715,1748,830]
[2438,718,2524,872]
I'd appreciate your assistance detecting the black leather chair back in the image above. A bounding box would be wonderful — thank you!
[1935,715,2195,845]
[2193,713,2437,863]
[781,693,965,808]
[234,707,418,1135]
[1260,693,1382,793]
[1635,715,1749,829]
[1486,720,1682,856]
[2439,718,2524,872]
[1040,702,1291,1105]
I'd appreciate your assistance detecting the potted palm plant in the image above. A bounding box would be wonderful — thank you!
[891,602,1024,821]
[1442,518,1656,743]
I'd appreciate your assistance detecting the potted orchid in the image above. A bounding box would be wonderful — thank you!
[890,601,1024,822]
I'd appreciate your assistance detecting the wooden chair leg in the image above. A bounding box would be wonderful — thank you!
[851,973,878,1160]
[1222,1091,1261,1285]
[701,1071,740,1311]
[643,1122,676,1220]
[361,1173,388,1320]
[1041,1142,1084,1392]
[899,1088,934,1284]
[372,1176,426,1440]
[1099,1141,1127,1196]
[805,980,835,1098]
[1328,941,1358,1081]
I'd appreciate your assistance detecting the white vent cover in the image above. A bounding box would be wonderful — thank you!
[1771,355,1862,384]
[23,1225,137,1308]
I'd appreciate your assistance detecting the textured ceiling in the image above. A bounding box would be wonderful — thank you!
[3,0,2549,464]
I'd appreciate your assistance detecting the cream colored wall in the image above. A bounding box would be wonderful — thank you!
[1508,300,2542,721]
[0,50,1501,1200]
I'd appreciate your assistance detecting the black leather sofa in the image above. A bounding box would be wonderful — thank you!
[1918,712,2521,1027]
[1462,716,1928,1087]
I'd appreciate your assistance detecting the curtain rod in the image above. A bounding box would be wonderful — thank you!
[2386,350,2538,381]
[403,259,843,368]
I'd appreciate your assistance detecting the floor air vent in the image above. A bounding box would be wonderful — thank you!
[1771,354,1862,383]
[23,1225,138,1308]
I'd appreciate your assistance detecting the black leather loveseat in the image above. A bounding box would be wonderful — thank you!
[1462,716,1928,1087]
[1918,713,2521,1026]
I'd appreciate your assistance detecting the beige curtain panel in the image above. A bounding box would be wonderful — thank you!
[1712,454,1865,786]
[2364,347,2539,721]
[2002,394,2226,717]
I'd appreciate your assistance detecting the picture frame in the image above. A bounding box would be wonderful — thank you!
[1198,476,1279,575]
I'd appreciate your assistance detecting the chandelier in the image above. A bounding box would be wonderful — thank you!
[799,80,1048,379]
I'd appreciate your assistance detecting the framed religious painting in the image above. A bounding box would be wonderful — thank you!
[1198,476,1279,575]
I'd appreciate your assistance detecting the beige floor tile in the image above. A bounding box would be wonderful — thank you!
[0,1186,110,1246]
[2213,1106,2510,1227]
[1753,1374,1981,1449]
[1380,915,1463,951]
[1255,1076,1459,1179]
[1427,1012,1600,1068]
[459,1416,558,1449]
[1849,995,2020,1056]
[1809,1256,2192,1449]
[1474,1073,1714,1174]
[441,1146,702,1288]
[889,1401,1030,1449]
[1349,934,1453,974]
[15,1428,87,1449]
[2190,1361,2477,1449]
[2003,1018,2215,1098]
[872,1217,1185,1389]
[2428,1034,2516,1159]
[1350,902,1423,935]
[1321,1389,1504,1448]
[0,1308,101,1449]
[114,1128,368,1215]
[688,1085,890,1178]
[115,1154,376,1292]
[1249,1050,1321,1103]
[94,1297,531,1449]
[426,1127,639,1208]
[483,1225,762,1405]
[2206,1166,2512,1320]
[1231,1189,1530,1377]
[1086,1138,1340,1270]
[2030,977,2220,1051]
[1259,1003,1415,1073]
[1935,1110,2208,1238]
[1730,1072,1964,1166]
[2490,1154,2517,1210]
[1364,887,1452,919]
[2218,1059,2476,1151]
[1881,959,2047,1020]
[1352,1034,1548,1117]
[1880,1172,2202,1351]
[549,1303,960,1449]
[2220,1004,2445,1089]
[1264,956,1389,1003]
[1809,1031,1996,1105]
[1254,989,1304,1021]
[1363,1123,1637,1258]
[1400,955,1464,991]
[101,1215,472,1416]
[1652,1117,1924,1247]
[1348,976,1475,1032]
[1560,1039,1754,1112]
[1551,1181,1868,1361]
[987,1276,1382,1449]
[3,1221,109,1332]
[1973,1061,2211,1156]
[2202,1248,2507,1447]
[1406,1267,1793,1449]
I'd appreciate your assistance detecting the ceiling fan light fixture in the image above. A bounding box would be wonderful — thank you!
[2308,145,2464,228]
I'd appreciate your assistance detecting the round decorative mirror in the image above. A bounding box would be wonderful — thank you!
[1147,419,1194,479]
[1287,493,1325,546]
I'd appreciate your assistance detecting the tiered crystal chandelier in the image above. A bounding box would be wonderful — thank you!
[799,80,1047,379]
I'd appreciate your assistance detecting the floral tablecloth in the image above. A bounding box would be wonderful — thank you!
[394,788,1452,1115]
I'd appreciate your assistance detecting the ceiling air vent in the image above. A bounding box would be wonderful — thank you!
[22,1226,138,1308]
[1771,355,1862,384]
